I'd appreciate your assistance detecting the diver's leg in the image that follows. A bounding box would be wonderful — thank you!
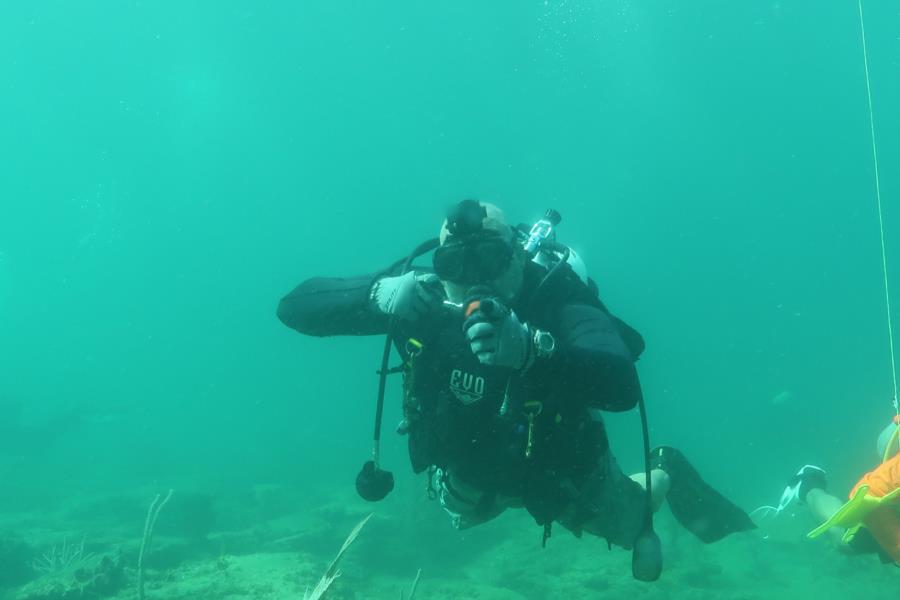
[806,487,888,557]
[760,466,851,550]
[557,451,648,548]
[755,467,886,557]
[629,469,671,511]
[806,488,851,550]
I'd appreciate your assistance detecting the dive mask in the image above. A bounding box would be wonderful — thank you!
[432,230,514,284]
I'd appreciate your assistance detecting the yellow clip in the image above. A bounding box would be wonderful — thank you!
[524,401,543,459]
[524,400,543,415]
[405,338,424,357]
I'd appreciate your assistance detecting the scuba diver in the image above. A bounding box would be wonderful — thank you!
[277,200,755,579]
[754,416,900,565]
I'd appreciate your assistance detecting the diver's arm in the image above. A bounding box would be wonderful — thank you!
[530,303,643,412]
[277,274,390,336]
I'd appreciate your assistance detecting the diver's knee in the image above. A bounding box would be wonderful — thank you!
[652,469,671,493]
[628,469,670,511]
[650,469,670,510]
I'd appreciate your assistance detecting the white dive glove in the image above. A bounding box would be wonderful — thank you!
[370,271,443,322]
[463,299,531,370]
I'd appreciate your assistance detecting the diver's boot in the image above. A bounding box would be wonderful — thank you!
[786,465,828,504]
[651,446,756,543]
[750,465,828,522]
[772,465,828,511]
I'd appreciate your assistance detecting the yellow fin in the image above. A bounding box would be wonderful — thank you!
[807,485,900,539]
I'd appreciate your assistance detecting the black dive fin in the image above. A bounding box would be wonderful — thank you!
[651,446,756,543]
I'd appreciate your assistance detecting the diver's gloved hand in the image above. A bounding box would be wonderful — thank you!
[370,271,443,322]
[463,299,531,369]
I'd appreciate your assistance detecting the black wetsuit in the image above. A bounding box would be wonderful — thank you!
[278,260,644,525]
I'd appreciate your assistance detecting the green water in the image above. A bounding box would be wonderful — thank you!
[1,2,899,598]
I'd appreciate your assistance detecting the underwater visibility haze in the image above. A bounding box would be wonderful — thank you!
[1,1,899,599]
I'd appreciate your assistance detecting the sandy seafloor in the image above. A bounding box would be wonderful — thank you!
[1,478,894,600]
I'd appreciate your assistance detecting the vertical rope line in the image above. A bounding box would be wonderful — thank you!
[858,0,899,415]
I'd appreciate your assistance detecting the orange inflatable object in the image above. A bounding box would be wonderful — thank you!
[863,504,900,563]
[851,453,900,499]
[850,452,900,563]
